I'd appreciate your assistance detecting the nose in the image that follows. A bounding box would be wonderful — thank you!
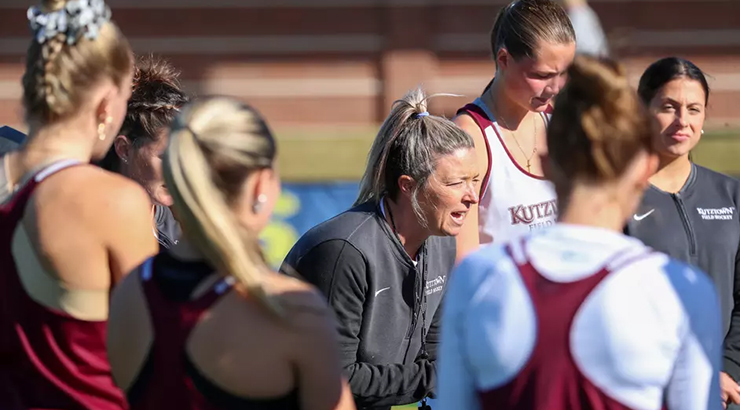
[676,107,689,128]
[463,183,479,205]
[547,75,565,96]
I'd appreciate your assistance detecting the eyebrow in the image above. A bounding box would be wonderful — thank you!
[661,97,704,107]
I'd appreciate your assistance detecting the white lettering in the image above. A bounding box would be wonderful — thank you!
[696,207,735,220]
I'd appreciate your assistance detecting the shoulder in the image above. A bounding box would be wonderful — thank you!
[447,244,519,311]
[32,165,151,236]
[454,110,485,140]
[657,257,719,315]
[694,164,740,192]
[40,165,149,213]
[285,204,379,262]
[266,272,335,325]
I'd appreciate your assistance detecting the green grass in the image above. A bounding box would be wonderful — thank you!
[275,127,740,182]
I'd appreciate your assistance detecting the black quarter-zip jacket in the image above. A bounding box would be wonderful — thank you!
[626,164,740,381]
[280,201,455,410]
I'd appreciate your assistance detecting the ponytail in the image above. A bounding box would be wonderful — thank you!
[163,97,281,317]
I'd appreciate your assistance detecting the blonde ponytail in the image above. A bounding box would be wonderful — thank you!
[163,97,281,317]
[355,87,473,227]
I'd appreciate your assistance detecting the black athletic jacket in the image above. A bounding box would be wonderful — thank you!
[626,164,740,381]
[280,201,455,410]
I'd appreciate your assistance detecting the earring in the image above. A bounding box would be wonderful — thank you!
[98,115,113,141]
[97,122,106,141]
[701,129,705,135]
[252,193,267,213]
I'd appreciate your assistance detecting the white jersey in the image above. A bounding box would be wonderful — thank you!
[438,224,722,410]
[459,98,557,244]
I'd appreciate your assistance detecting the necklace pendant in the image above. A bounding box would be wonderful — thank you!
[526,160,531,172]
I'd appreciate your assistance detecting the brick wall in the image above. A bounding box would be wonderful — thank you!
[0,0,738,132]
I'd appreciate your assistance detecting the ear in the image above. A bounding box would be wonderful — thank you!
[245,168,275,211]
[397,175,416,198]
[94,91,112,124]
[114,135,132,162]
[496,47,511,71]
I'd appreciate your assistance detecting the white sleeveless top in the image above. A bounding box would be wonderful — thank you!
[461,98,557,244]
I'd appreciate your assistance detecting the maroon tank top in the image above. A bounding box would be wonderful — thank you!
[0,160,127,410]
[478,241,655,410]
[128,254,299,410]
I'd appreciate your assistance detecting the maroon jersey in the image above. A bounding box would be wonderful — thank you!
[477,244,647,410]
[127,254,299,410]
[0,160,127,410]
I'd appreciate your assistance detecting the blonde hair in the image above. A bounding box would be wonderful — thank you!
[547,55,655,192]
[163,97,281,316]
[355,88,473,227]
[22,0,132,124]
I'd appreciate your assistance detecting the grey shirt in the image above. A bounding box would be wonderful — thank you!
[626,164,740,380]
[281,201,455,410]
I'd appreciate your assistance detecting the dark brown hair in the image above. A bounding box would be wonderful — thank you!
[23,0,132,125]
[638,57,710,106]
[490,0,575,66]
[99,55,189,171]
[547,55,655,190]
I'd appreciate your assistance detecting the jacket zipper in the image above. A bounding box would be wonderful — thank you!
[671,193,697,256]
[405,265,420,339]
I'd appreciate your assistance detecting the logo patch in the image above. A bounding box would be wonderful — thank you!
[696,207,735,220]
[425,275,446,296]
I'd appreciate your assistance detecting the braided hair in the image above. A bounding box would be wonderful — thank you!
[98,54,189,171]
[22,0,131,125]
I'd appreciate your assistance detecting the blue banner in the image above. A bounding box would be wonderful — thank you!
[261,182,359,268]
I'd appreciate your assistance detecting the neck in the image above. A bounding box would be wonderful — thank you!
[650,154,692,193]
[485,77,530,129]
[16,119,96,172]
[384,197,427,260]
[557,185,626,232]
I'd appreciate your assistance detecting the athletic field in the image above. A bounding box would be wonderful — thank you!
[275,128,740,183]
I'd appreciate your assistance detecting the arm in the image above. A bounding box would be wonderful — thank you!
[453,114,489,263]
[104,179,159,284]
[665,267,723,410]
[283,240,435,408]
[437,259,482,410]
[723,244,740,382]
[289,289,357,410]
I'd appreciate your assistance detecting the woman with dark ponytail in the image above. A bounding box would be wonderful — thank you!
[626,57,740,408]
[454,0,576,261]
[98,54,189,249]
[439,55,722,410]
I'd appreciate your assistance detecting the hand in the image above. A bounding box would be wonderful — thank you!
[721,372,740,408]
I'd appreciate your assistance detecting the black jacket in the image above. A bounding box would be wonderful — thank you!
[626,164,740,381]
[280,201,455,410]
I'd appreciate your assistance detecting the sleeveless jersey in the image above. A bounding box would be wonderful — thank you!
[438,225,722,410]
[457,98,557,244]
[127,253,300,410]
[0,159,128,410]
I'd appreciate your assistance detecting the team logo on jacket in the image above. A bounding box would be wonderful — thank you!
[425,275,446,296]
[509,199,558,229]
[696,207,735,220]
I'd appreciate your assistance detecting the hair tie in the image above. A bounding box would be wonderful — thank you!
[415,112,430,118]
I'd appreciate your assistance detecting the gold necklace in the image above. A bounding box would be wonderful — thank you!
[492,101,538,172]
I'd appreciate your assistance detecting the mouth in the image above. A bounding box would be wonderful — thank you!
[450,211,467,225]
[669,132,691,142]
[533,97,551,105]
